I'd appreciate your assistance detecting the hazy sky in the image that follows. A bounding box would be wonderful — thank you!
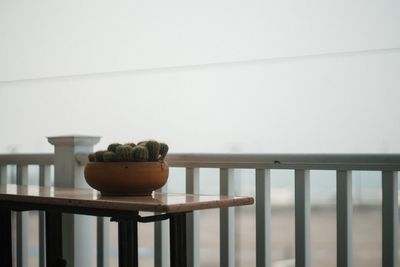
[1,49,400,154]
[1,0,399,154]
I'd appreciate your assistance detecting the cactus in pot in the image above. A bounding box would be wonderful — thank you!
[94,151,107,162]
[103,151,117,162]
[90,140,168,163]
[137,141,147,146]
[125,143,136,148]
[107,143,121,153]
[143,140,160,161]
[132,146,149,162]
[159,143,169,160]
[88,153,96,162]
[115,145,134,162]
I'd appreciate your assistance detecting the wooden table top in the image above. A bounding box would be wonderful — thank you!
[0,185,254,213]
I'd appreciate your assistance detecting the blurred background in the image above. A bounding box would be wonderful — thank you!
[1,0,400,266]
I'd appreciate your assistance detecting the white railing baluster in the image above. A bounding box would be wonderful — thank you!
[97,217,110,267]
[382,171,398,267]
[255,169,271,267]
[16,165,29,267]
[0,165,7,184]
[39,165,51,267]
[220,168,235,267]
[186,167,200,267]
[39,165,51,187]
[154,184,169,267]
[295,169,311,267]
[336,170,352,267]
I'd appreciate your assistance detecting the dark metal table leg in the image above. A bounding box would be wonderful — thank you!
[117,217,138,267]
[0,208,12,267]
[170,212,187,267]
[46,212,66,267]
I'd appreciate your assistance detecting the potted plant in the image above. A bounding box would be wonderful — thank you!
[84,140,169,196]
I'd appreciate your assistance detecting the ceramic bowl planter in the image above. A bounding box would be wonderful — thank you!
[84,161,169,196]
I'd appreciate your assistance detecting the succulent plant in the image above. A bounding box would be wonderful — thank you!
[125,143,136,148]
[115,145,134,161]
[144,140,160,161]
[94,151,107,162]
[137,141,147,146]
[92,140,168,163]
[159,143,169,160]
[132,146,149,162]
[103,151,117,162]
[107,143,121,153]
[88,153,96,162]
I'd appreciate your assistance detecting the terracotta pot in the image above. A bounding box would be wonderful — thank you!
[84,161,169,196]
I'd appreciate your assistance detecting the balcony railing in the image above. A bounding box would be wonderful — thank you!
[0,136,399,267]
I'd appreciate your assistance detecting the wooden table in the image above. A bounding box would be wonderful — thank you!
[0,185,254,267]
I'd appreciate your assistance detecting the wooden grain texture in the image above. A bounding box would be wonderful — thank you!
[0,185,254,213]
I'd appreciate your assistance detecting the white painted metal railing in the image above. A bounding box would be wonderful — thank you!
[0,153,54,267]
[1,146,399,267]
[161,154,400,267]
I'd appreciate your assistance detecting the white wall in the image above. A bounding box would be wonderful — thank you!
[0,0,399,153]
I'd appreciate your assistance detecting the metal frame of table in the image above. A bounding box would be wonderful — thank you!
[0,202,188,267]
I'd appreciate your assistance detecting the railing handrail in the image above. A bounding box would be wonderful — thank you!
[74,153,400,171]
[1,152,399,171]
[2,152,399,170]
[166,153,400,170]
[0,153,54,165]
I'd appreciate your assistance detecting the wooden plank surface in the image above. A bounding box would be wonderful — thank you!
[0,185,253,213]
